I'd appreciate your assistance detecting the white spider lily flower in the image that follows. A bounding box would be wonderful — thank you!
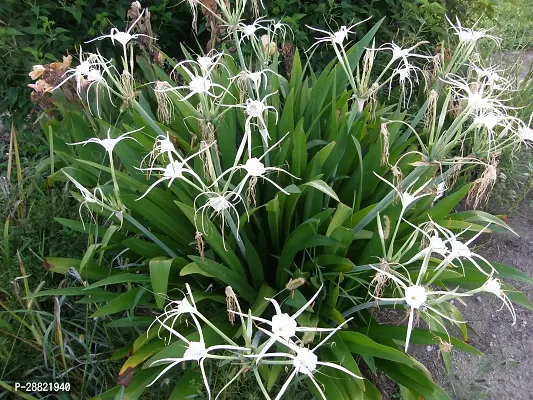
[231,68,282,92]
[53,48,107,93]
[447,236,496,276]
[473,111,503,132]
[211,133,298,195]
[194,190,246,248]
[86,9,154,48]
[237,17,272,42]
[141,133,179,170]
[232,285,339,361]
[148,293,248,397]
[84,68,115,117]
[196,50,226,75]
[392,63,422,106]
[148,283,200,342]
[68,127,142,154]
[271,20,293,42]
[447,16,501,45]
[402,219,454,265]
[480,276,516,324]
[429,234,449,257]
[306,19,370,52]
[369,267,470,351]
[63,172,106,229]
[378,41,431,68]
[518,116,533,144]
[441,74,513,116]
[224,92,278,158]
[374,172,432,212]
[136,142,213,199]
[172,50,227,78]
[245,318,362,400]
[158,64,233,101]
[470,64,512,91]
[149,341,248,397]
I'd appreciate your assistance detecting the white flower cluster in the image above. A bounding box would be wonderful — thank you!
[148,284,360,399]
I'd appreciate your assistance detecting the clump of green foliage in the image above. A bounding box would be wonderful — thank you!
[17,1,533,399]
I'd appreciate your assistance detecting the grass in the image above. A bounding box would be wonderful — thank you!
[483,0,533,50]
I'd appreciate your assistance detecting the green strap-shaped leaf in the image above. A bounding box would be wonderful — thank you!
[91,287,150,318]
[175,202,245,277]
[181,256,255,303]
[86,274,151,289]
[302,179,340,202]
[149,257,173,309]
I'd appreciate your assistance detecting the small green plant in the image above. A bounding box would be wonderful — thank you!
[16,1,533,399]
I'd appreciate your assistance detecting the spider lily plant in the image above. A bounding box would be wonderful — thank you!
[30,2,533,399]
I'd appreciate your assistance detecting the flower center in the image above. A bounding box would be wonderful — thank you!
[159,138,175,154]
[451,239,470,257]
[243,25,257,37]
[404,285,427,309]
[176,297,196,314]
[208,196,231,213]
[519,126,533,141]
[113,31,133,46]
[189,77,212,93]
[99,138,119,152]
[293,348,318,375]
[87,69,103,82]
[184,341,206,361]
[164,161,185,179]
[333,26,348,44]
[197,56,212,71]
[483,278,502,295]
[270,313,297,339]
[429,235,448,255]
[244,158,266,176]
[77,61,92,76]
[246,100,265,117]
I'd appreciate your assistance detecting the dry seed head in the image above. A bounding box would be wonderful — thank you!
[424,89,439,132]
[155,81,175,124]
[281,43,295,78]
[446,158,464,189]
[195,230,205,261]
[372,259,392,298]
[380,123,390,166]
[286,277,306,291]
[236,71,248,104]
[368,82,379,119]
[245,175,258,207]
[199,140,214,181]
[225,286,239,325]
[121,71,138,108]
[251,0,260,18]
[435,335,453,353]
[392,165,404,196]
[467,155,498,209]
[382,215,391,240]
